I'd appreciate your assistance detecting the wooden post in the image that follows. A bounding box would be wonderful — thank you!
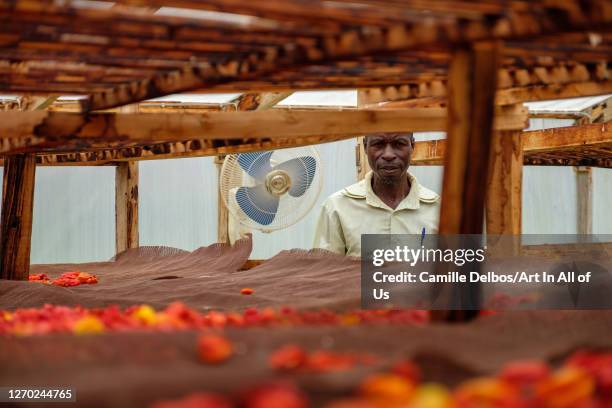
[575,166,593,235]
[215,155,230,244]
[486,130,524,235]
[356,90,372,180]
[486,130,524,254]
[356,138,371,181]
[115,161,139,254]
[433,41,501,321]
[0,154,36,280]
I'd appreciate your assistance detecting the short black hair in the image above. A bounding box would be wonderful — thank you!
[363,132,415,146]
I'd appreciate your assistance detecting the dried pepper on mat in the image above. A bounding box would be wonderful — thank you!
[150,350,612,408]
[29,271,98,287]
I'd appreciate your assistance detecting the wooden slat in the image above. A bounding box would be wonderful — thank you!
[359,65,611,107]
[495,80,612,106]
[0,1,333,35]
[114,0,487,25]
[115,161,139,254]
[0,153,36,280]
[0,0,609,108]
[113,0,609,28]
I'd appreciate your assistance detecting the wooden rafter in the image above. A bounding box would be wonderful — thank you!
[2,111,608,167]
[0,107,528,155]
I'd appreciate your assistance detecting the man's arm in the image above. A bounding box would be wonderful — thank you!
[312,201,346,255]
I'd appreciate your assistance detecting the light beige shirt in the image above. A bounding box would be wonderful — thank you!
[313,171,440,256]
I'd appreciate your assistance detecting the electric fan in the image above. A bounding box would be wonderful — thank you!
[219,146,322,232]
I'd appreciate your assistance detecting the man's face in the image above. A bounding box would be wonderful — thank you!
[365,133,414,180]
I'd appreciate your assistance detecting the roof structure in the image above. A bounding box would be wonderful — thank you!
[0,0,610,161]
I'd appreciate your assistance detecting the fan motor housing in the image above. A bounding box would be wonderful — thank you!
[265,170,292,196]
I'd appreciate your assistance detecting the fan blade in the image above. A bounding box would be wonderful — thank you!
[235,185,279,226]
[274,156,317,197]
[237,152,273,181]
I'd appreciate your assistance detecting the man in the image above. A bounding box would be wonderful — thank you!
[313,132,440,256]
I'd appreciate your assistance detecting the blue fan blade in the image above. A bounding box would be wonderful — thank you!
[274,156,317,197]
[237,152,273,181]
[235,185,279,226]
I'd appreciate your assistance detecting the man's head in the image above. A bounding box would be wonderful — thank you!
[363,132,415,183]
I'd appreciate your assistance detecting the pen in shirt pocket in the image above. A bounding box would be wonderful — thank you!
[420,227,426,246]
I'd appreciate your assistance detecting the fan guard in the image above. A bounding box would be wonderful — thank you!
[219,146,322,232]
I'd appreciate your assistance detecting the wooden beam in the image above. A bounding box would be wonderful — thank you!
[0,153,36,280]
[434,41,500,321]
[523,122,612,152]
[575,166,593,235]
[412,122,612,166]
[24,119,609,167]
[486,130,523,236]
[0,108,527,154]
[115,161,139,254]
[495,80,612,106]
[34,134,354,166]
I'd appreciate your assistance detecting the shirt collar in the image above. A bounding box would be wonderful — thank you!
[363,171,421,212]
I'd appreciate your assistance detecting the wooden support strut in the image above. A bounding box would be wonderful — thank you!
[575,166,593,235]
[485,129,524,255]
[433,41,501,321]
[115,161,139,254]
[486,129,524,235]
[0,154,36,280]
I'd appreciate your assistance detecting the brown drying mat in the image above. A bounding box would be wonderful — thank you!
[3,238,611,311]
[1,310,611,408]
[0,238,363,311]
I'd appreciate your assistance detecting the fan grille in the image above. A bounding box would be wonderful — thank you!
[219,147,322,232]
